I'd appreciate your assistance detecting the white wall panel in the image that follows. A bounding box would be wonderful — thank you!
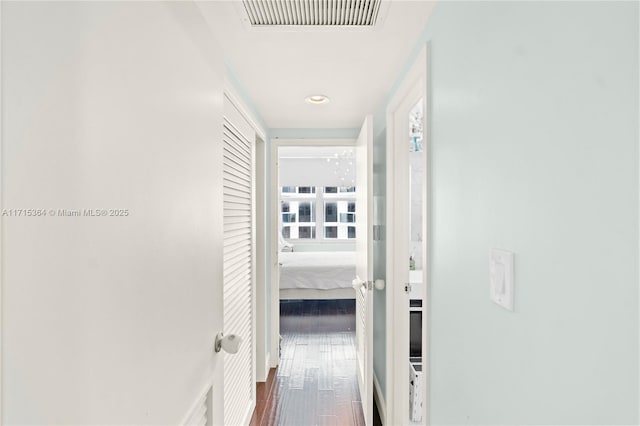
[376,2,639,424]
[2,2,225,423]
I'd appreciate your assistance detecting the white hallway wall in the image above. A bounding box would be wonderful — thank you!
[430,1,636,424]
[2,2,226,423]
[373,1,639,424]
[2,1,638,424]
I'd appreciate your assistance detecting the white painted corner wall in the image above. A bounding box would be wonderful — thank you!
[374,1,639,424]
[419,2,639,425]
[2,2,226,423]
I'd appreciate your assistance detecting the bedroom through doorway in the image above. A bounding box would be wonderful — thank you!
[264,141,365,424]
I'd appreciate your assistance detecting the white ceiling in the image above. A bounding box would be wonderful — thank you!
[198,1,436,129]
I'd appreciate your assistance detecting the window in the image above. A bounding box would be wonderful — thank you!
[298,202,314,222]
[339,212,355,223]
[281,201,297,223]
[325,203,338,222]
[281,201,315,239]
[324,186,355,194]
[280,186,356,241]
[325,226,338,238]
[298,186,316,194]
[325,200,356,239]
[298,226,316,239]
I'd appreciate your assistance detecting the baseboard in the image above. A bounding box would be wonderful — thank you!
[264,352,271,379]
[270,336,281,368]
[373,371,387,425]
[270,334,279,368]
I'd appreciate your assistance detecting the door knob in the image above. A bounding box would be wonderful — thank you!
[352,278,365,289]
[215,332,242,354]
[352,278,374,291]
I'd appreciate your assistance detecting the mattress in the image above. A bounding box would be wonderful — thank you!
[278,251,356,290]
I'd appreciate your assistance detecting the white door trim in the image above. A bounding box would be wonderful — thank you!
[224,80,267,141]
[254,135,268,382]
[269,138,356,370]
[385,44,429,425]
[0,1,4,419]
[269,140,279,368]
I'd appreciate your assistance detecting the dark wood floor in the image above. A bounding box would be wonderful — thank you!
[250,300,367,426]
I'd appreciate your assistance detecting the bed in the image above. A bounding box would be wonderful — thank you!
[279,251,356,299]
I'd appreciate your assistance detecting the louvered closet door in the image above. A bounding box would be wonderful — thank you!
[223,99,255,426]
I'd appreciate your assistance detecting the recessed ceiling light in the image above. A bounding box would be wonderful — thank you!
[305,95,330,105]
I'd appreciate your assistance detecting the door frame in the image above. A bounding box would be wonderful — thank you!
[0,1,4,419]
[385,44,429,425]
[269,137,356,370]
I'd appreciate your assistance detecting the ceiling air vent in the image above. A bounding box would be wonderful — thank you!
[242,0,383,27]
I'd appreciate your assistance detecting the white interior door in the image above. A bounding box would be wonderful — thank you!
[354,115,374,426]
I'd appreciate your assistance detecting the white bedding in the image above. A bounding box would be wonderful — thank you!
[279,251,356,290]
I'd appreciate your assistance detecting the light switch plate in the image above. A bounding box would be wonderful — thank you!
[490,249,514,311]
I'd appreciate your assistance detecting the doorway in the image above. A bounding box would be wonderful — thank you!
[262,139,367,425]
[272,115,374,425]
[386,45,429,425]
[270,141,358,315]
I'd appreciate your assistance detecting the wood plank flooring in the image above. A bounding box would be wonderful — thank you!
[250,300,364,426]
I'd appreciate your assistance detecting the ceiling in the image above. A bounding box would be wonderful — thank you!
[198,1,436,129]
